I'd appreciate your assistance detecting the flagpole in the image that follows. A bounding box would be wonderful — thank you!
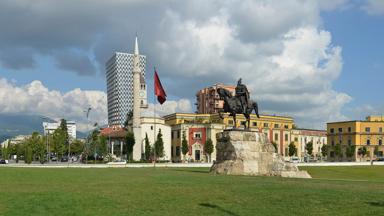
[153,67,157,168]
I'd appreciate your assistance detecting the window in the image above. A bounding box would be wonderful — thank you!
[194,132,202,139]
[330,151,335,157]
[274,133,278,141]
[284,125,289,129]
[348,127,351,132]
[348,139,351,145]
[338,128,343,133]
[380,127,383,133]
[151,126,153,130]
[177,130,180,139]
[367,139,370,145]
[284,134,288,142]
[330,128,334,133]
[171,131,174,139]
[274,124,279,128]
[263,123,269,127]
[285,134,288,142]
[252,122,257,127]
[379,139,382,145]
[331,140,335,146]
[294,137,298,142]
[228,120,233,125]
[365,127,370,133]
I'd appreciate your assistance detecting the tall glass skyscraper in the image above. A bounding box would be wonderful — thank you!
[105,51,147,126]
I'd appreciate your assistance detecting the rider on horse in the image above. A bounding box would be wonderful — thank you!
[235,78,250,114]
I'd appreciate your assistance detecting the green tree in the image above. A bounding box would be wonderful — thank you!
[321,144,328,158]
[97,135,108,159]
[181,133,189,162]
[82,140,91,163]
[204,138,214,162]
[16,142,24,163]
[9,143,17,156]
[25,145,33,164]
[125,132,135,162]
[52,128,66,160]
[374,146,379,157]
[59,119,69,143]
[36,137,46,164]
[357,146,367,161]
[144,133,151,161]
[288,142,297,157]
[305,141,313,156]
[334,143,342,160]
[346,145,356,158]
[1,142,9,159]
[29,132,42,161]
[70,139,85,156]
[87,129,105,162]
[154,129,164,160]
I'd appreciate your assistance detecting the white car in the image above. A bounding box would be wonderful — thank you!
[290,156,300,163]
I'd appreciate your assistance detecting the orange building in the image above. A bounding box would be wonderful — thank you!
[195,83,235,114]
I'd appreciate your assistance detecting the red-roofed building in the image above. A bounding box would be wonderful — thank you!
[100,126,127,158]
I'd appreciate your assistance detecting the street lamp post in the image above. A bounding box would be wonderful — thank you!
[41,117,51,163]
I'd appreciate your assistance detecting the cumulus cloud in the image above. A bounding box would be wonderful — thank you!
[0,77,193,131]
[0,0,355,129]
[0,78,107,131]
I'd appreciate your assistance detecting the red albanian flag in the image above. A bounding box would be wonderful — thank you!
[154,69,167,104]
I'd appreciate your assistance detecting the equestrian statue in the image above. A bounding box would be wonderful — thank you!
[217,78,259,129]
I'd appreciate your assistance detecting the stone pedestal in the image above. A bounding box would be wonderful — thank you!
[210,130,311,178]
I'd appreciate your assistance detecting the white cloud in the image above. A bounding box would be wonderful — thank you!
[345,104,384,121]
[154,3,351,129]
[362,0,384,15]
[142,99,193,117]
[0,0,357,129]
[0,78,107,132]
[0,77,193,131]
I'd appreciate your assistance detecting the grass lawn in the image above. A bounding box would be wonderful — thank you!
[0,166,384,216]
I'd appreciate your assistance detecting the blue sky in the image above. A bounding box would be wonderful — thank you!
[322,7,384,108]
[0,0,383,130]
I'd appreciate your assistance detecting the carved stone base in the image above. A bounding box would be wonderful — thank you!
[210,130,311,178]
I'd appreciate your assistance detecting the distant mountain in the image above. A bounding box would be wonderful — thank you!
[0,113,87,142]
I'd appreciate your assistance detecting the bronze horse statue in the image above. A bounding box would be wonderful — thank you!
[217,87,260,129]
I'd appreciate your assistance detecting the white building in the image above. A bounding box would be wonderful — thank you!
[1,135,31,148]
[42,121,76,140]
[105,42,148,126]
[291,129,327,160]
[137,117,172,161]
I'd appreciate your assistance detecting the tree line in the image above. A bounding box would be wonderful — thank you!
[0,119,109,164]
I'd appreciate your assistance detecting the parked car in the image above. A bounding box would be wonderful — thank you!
[376,157,384,161]
[61,157,68,162]
[0,159,9,164]
[290,156,300,163]
[51,156,58,162]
